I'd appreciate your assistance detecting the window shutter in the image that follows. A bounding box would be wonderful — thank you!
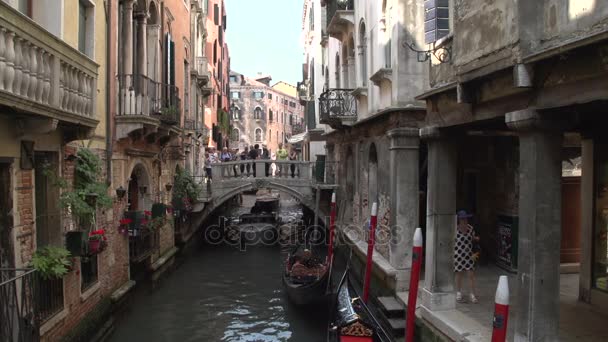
[424,0,449,44]
[307,101,316,130]
[170,40,175,86]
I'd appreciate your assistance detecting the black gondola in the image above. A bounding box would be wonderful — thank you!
[327,271,391,342]
[251,193,280,214]
[282,246,329,306]
[225,212,279,246]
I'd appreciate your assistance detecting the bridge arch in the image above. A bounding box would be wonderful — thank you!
[200,182,325,226]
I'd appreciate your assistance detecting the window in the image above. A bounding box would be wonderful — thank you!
[255,128,262,142]
[269,109,273,122]
[424,0,450,44]
[184,60,189,117]
[78,1,94,57]
[214,4,219,25]
[232,128,240,141]
[268,93,273,100]
[309,3,314,31]
[230,75,237,83]
[359,21,368,86]
[81,255,98,291]
[269,129,272,142]
[289,114,293,125]
[213,40,217,63]
[231,106,240,120]
[254,91,264,99]
[254,107,263,120]
[231,91,240,99]
[289,101,296,108]
[18,0,32,17]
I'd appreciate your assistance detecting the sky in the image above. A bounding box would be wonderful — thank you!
[225,0,304,86]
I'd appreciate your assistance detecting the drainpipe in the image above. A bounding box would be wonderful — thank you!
[105,0,113,185]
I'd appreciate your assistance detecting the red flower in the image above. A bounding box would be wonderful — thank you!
[144,210,152,216]
[120,218,133,225]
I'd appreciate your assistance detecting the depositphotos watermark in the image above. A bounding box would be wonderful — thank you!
[203,218,414,251]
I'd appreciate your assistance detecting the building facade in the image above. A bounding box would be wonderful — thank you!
[0,0,120,340]
[204,0,230,149]
[0,0,229,340]
[229,71,305,154]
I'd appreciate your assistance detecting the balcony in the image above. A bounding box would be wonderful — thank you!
[116,74,181,139]
[0,2,98,139]
[319,88,357,129]
[291,123,305,135]
[124,211,159,263]
[326,0,354,41]
[195,57,212,97]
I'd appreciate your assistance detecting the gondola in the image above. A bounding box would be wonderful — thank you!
[282,245,329,306]
[225,212,280,246]
[251,193,280,214]
[327,270,391,342]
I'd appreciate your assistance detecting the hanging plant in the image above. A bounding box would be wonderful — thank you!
[171,167,200,212]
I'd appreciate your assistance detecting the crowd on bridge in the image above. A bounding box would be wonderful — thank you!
[203,143,299,181]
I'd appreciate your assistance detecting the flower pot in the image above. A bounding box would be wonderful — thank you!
[88,239,102,255]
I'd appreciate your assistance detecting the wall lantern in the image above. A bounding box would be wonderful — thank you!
[116,186,127,199]
[165,183,173,192]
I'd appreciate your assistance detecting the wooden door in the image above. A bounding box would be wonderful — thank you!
[561,176,582,263]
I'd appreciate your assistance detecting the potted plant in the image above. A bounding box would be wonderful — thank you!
[159,106,179,125]
[31,246,72,279]
[87,229,107,255]
[118,218,132,236]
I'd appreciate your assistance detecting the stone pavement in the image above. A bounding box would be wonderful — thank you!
[398,265,608,341]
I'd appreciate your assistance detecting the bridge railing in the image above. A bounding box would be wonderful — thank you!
[210,160,313,181]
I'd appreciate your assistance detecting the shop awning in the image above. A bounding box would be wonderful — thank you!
[287,132,308,144]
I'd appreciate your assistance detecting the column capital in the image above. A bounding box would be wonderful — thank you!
[134,11,148,21]
[120,0,135,8]
[387,127,419,139]
[419,126,445,140]
[505,108,565,132]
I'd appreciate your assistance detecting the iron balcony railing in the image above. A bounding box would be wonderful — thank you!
[291,123,305,135]
[1,268,38,342]
[124,210,159,263]
[117,74,181,126]
[1,268,65,341]
[326,0,354,30]
[319,88,357,125]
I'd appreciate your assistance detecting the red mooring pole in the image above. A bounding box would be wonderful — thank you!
[362,202,378,303]
[491,275,510,342]
[328,192,336,264]
[405,228,423,342]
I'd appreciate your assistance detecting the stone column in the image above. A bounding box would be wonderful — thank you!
[347,56,355,89]
[387,127,420,291]
[135,12,147,78]
[121,0,135,76]
[419,126,457,312]
[506,109,563,342]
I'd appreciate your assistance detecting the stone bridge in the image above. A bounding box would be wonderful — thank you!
[194,160,336,220]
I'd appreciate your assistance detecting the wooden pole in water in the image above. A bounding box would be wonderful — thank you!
[362,202,378,303]
[328,192,336,264]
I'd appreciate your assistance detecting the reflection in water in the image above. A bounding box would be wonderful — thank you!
[109,194,326,342]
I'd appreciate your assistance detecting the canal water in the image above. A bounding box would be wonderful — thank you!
[109,193,328,342]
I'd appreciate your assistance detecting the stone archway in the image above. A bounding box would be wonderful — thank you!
[128,163,152,211]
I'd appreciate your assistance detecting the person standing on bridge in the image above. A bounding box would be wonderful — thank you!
[249,144,260,177]
[277,143,288,175]
[289,147,298,178]
[240,146,249,175]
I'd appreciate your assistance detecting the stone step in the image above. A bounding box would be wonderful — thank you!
[387,317,406,332]
[377,296,405,317]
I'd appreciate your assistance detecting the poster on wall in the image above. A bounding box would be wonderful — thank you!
[497,215,518,272]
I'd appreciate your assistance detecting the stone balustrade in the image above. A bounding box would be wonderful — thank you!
[211,160,313,181]
[0,2,98,127]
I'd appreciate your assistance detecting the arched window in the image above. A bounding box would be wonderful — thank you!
[255,128,262,142]
[359,20,367,86]
[254,107,263,120]
[232,128,240,141]
[231,106,240,120]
